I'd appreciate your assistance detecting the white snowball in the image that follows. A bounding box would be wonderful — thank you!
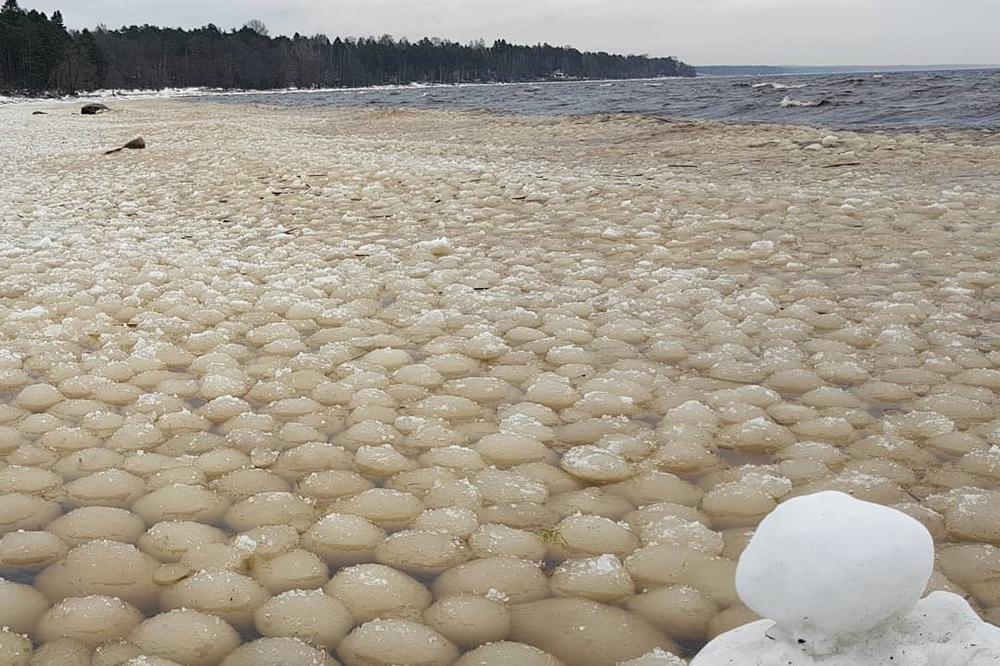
[736,491,934,640]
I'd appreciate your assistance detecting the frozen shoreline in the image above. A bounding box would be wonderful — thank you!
[1,100,998,664]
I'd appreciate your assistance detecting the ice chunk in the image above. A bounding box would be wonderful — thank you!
[736,491,933,638]
[693,491,1000,665]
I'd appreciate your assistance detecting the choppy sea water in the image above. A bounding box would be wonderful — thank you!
[198,68,1000,131]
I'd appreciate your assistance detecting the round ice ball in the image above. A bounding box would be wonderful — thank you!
[0,579,49,634]
[453,641,565,665]
[424,593,512,649]
[338,618,459,666]
[254,589,353,651]
[735,490,934,638]
[37,595,144,647]
[35,540,159,612]
[324,562,432,622]
[129,609,240,666]
[220,637,339,666]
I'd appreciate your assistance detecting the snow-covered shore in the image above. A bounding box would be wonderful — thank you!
[0,100,998,664]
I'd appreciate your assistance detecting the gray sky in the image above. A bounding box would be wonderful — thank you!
[26,0,1000,65]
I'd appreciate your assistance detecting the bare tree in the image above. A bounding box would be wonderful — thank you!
[243,19,269,37]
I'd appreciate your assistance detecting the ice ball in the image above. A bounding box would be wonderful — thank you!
[735,491,934,639]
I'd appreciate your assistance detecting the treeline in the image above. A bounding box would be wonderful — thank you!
[0,0,695,95]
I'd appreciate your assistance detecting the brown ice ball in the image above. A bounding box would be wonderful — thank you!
[422,477,482,511]
[251,548,330,594]
[412,507,480,538]
[637,514,724,555]
[625,585,719,640]
[560,445,634,483]
[546,488,634,521]
[338,619,459,666]
[510,598,680,666]
[51,447,124,480]
[220,637,340,666]
[232,525,301,559]
[48,507,146,546]
[37,595,144,647]
[474,469,549,504]
[255,589,354,651]
[624,544,738,606]
[132,484,230,525]
[15,383,64,412]
[36,540,159,612]
[138,520,229,562]
[475,433,551,467]
[210,468,291,501]
[477,501,555,531]
[432,556,548,603]
[324,563,431,622]
[375,529,470,576]
[392,468,463,498]
[332,488,424,530]
[468,524,547,561]
[28,638,91,666]
[548,514,639,559]
[424,594,512,649]
[129,609,240,666]
[0,464,60,494]
[603,470,703,507]
[453,641,565,666]
[196,448,250,478]
[63,469,146,508]
[298,470,374,504]
[550,554,635,603]
[0,579,49,634]
[271,442,354,482]
[159,569,269,632]
[225,491,317,533]
[417,446,486,472]
[181,543,249,572]
[0,627,32,666]
[146,464,208,492]
[0,493,61,535]
[302,513,386,566]
[355,444,417,478]
[0,530,66,573]
[511,463,580,497]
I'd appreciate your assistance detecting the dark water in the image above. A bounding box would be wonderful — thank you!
[197,68,1000,131]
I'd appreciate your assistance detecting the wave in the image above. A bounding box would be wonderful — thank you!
[779,95,830,108]
[753,82,808,90]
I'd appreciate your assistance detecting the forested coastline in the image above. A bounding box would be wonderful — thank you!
[0,0,695,96]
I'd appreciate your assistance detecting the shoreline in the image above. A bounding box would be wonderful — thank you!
[9,96,997,139]
[5,71,999,134]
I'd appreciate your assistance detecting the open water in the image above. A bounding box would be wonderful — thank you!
[200,68,1000,131]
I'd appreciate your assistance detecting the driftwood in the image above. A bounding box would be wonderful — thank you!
[104,137,146,155]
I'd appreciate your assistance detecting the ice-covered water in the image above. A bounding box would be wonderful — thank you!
[0,100,998,664]
[196,68,1000,130]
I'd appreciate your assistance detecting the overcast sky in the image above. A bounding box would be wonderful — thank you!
[26,0,1000,65]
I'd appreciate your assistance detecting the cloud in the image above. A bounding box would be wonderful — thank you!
[23,0,1000,65]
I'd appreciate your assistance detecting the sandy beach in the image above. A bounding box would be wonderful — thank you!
[1,99,999,664]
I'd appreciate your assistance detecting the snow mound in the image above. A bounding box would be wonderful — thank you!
[692,491,1000,665]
